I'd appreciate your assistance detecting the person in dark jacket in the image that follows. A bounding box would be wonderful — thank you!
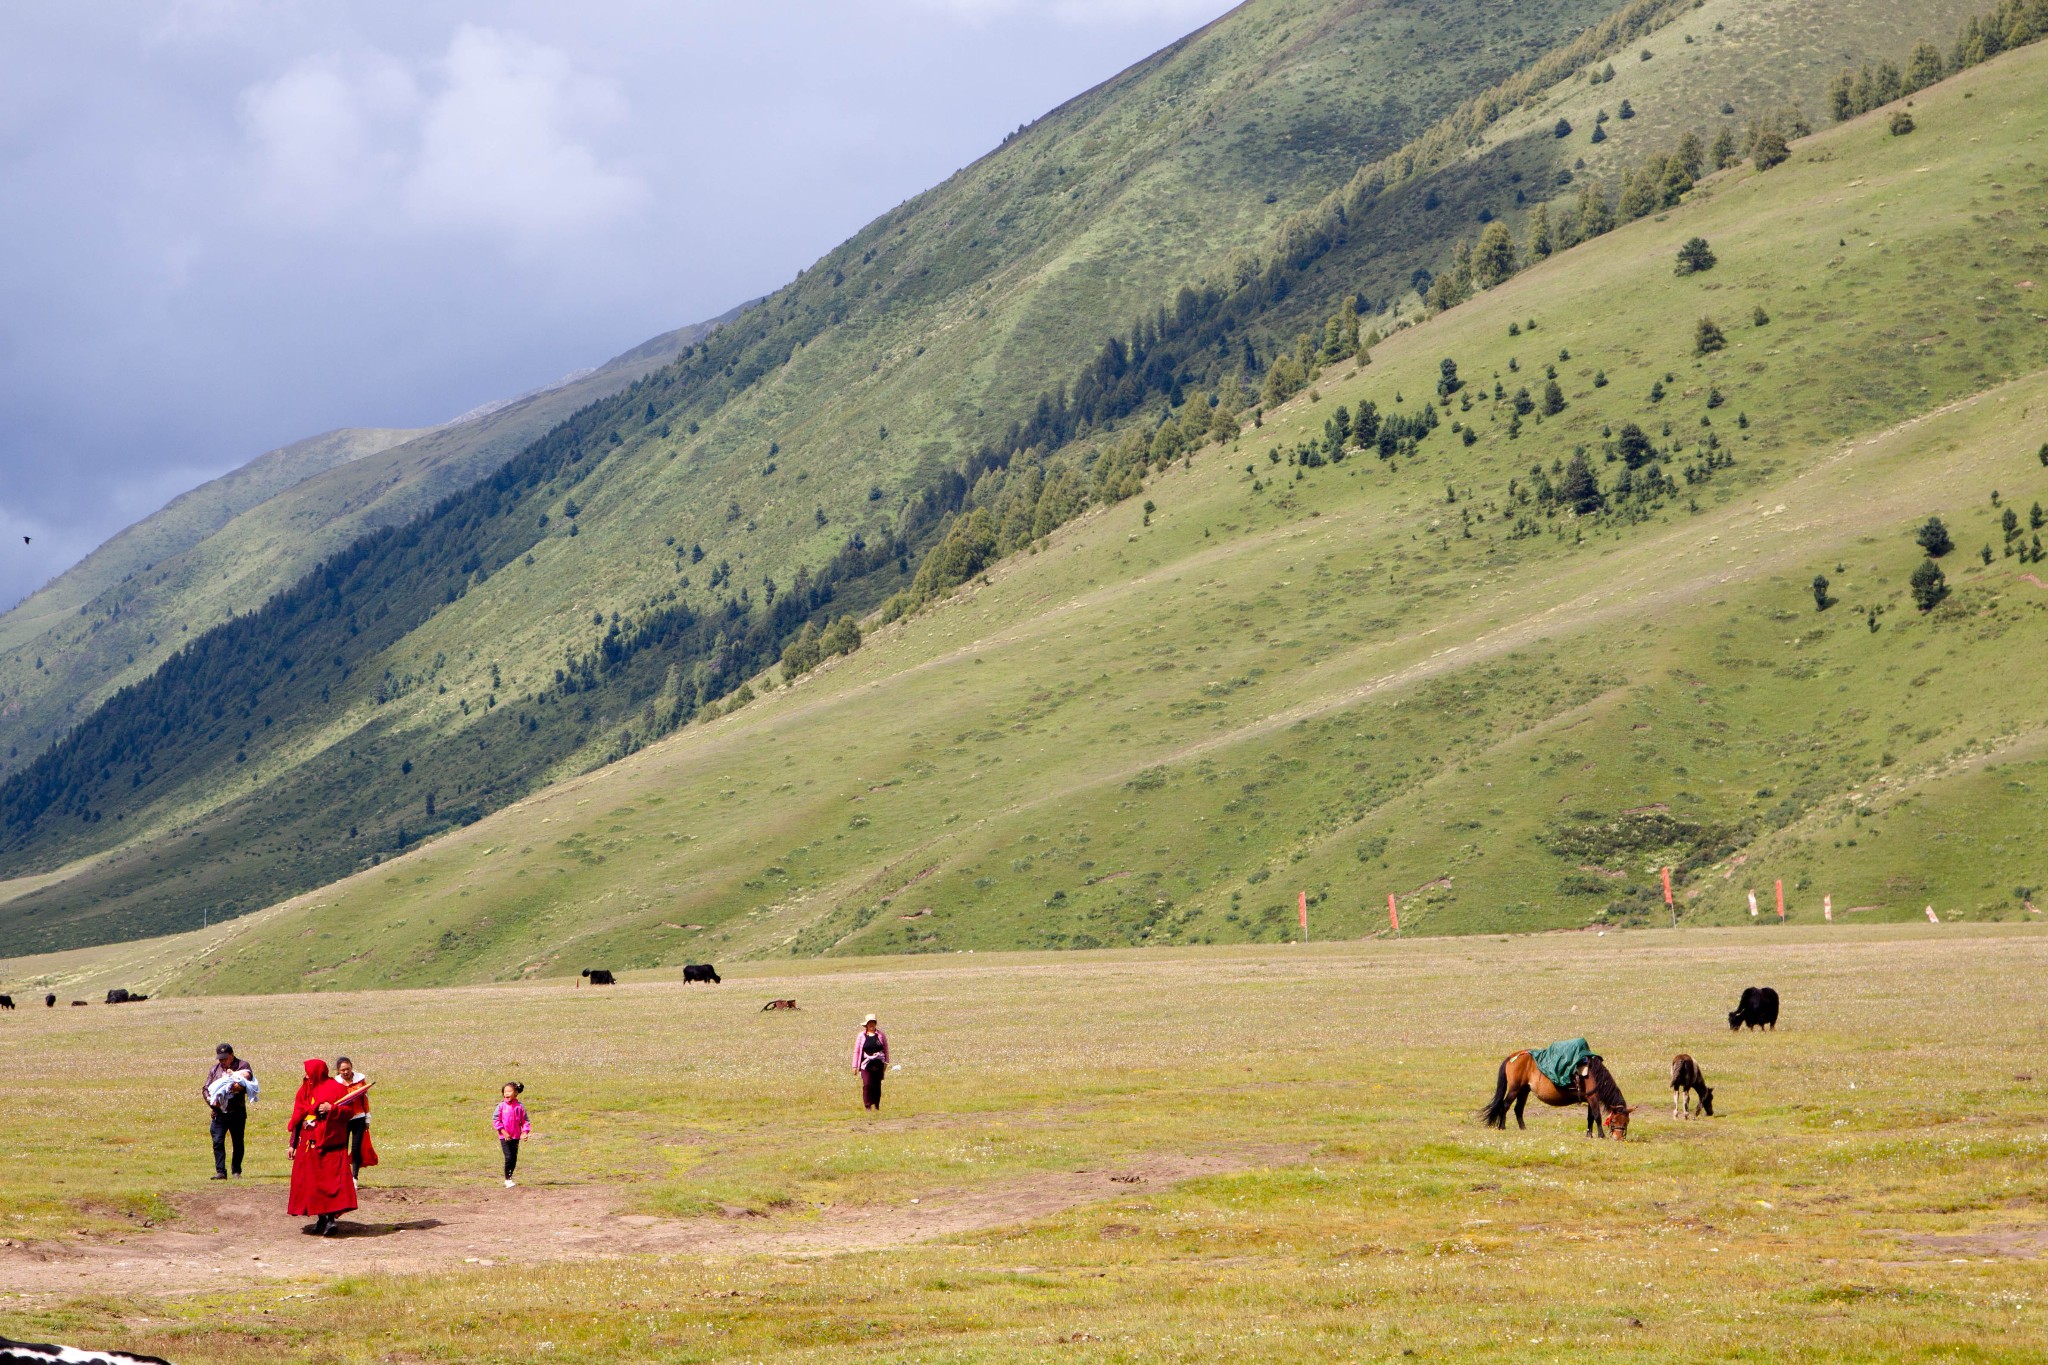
[204,1043,254,1179]
[851,1014,890,1111]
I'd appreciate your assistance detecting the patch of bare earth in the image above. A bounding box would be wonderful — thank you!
[1891,1226,2048,1260]
[0,1148,1295,1297]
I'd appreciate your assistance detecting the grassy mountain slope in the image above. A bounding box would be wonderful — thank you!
[31,33,2045,996]
[0,0,1660,949]
[0,311,743,775]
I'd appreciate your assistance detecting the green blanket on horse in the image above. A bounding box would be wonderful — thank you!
[1530,1037,1593,1091]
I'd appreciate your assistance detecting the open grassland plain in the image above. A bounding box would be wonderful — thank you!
[32,37,2048,995]
[2,928,2046,1362]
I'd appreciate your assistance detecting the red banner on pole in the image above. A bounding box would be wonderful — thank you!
[1774,879,1786,920]
[1388,893,1400,936]
[1298,890,1308,937]
[1661,867,1674,906]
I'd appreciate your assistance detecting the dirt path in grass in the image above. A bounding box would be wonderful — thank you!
[0,1147,1294,1298]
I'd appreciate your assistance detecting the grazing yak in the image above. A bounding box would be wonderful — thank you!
[105,989,148,1005]
[44,994,56,1008]
[580,969,616,986]
[1670,1054,1714,1118]
[2,1335,172,1364]
[0,995,13,1010]
[1727,986,1780,1031]
[682,963,722,984]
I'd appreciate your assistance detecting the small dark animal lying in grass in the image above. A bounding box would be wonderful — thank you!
[761,998,797,1011]
[1670,1053,1714,1118]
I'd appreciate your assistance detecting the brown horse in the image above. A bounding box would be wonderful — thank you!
[1481,1050,1633,1138]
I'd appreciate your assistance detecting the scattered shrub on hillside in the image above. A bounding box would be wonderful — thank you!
[1675,236,1717,275]
[1916,515,1954,557]
[1910,558,1950,611]
[1812,574,1832,611]
[1541,379,1566,416]
[1752,305,1770,326]
[2040,441,2048,466]
[1437,358,1464,397]
[1618,99,1636,118]
[1694,317,1727,355]
[1889,110,1916,135]
[2032,501,2045,529]
[1553,117,1573,138]
[1982,544,1996,565]
[1593,370,1608,388]
[1590,123,1608,145]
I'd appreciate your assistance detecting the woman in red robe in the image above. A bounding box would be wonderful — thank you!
[287,1059,361,1234]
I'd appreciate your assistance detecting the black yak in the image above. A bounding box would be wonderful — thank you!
[580,969,616,986]
[682,963,721,984]
[0,995,13,1010]
[1727,986,1779,1030]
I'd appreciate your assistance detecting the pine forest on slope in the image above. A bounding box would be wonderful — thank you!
[0,0,2032,971]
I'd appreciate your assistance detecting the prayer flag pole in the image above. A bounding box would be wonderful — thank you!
[1661,866,1675,927]
[1298,890,1309,940]
[1387,893,1400,938]
[1774,879,1786,921]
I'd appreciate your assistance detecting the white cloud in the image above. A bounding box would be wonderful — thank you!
[239,25,645,247]
[242,53,419,220]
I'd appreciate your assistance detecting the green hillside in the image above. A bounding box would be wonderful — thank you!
[0,0,1667,947]
[10,25,2041,996]
[0,0,2015,966]
[0,310,744,776]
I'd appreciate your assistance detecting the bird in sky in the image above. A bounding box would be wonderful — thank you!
[20,536,27,544]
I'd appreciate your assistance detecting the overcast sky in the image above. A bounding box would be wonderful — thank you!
[0,0,1233,611]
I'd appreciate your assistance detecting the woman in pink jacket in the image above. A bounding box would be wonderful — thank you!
[852,1014,889,1111]
[493,1081,531,1187]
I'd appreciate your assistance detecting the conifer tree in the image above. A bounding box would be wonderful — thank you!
[1711,126,1738,169]
[1694,316,1727,355]
[1559,453,1604,514]
[1527,202,1554,259]
[1541,379,1566,416]
[1910,558,1949,611]
[1906,41,1946,91]
[1675,237,1717,275]
[1752,127,1790,170]
[1472,222,1519,289]
[1916,516,1953,557]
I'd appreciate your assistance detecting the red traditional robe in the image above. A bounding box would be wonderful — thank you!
[287,1059,361,1218]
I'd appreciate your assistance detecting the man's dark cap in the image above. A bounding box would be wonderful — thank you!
[215,1043,235,1056]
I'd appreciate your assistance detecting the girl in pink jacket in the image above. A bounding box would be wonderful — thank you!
[493,1081,531,1187]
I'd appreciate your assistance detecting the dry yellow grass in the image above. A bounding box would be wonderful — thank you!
[3,924,2045,1360]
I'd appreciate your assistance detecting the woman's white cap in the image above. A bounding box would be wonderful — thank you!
[863,1013,878,1024]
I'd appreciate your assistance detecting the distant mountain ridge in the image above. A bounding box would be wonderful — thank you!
[0,302,752,774]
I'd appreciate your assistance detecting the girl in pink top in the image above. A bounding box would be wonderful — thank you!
[493,1081,531,1187]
